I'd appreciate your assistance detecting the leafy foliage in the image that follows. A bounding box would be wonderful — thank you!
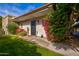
[0,16,2,29]
[49,4,79,41]
[0,16,5,37]
[0,29,5,37]
[7,22,18,34]
[49,4,69,40]
[17,31,27,36]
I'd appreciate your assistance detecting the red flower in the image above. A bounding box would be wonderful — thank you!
[16,28,25,33]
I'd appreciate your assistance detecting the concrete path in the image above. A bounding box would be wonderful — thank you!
[20,36,79,56]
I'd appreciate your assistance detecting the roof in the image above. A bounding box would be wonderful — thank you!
[13,3,53,22]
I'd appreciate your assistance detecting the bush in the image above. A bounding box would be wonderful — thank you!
[16,28,25,33]
[17,31,27,36]
[7,22,18,34]
[0,16,2,29]
[0,29,5,37]
[49,4,69,42]
[16,28,27,36]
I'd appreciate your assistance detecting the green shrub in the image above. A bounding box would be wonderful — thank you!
[49,4,69,41]
[7,22,18,34]
[0,16,2,29]
[17,31,27,36]
[0,29,5,37]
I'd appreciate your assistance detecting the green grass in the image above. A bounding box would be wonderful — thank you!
[0,35,63,56]
[37,46,63,56]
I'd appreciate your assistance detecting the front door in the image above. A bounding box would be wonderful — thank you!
[31,20,36,35]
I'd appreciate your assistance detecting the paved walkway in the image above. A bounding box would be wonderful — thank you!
[20,36,79,56]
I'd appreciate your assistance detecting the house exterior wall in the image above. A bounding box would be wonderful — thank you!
[2,16,15,35]
[19,20,47,38]
[19,21,31,35]
[36,20,46,38]
[2,16,9,35]
[12,4,53,38]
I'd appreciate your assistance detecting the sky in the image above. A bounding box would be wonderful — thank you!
[0,3,44,17]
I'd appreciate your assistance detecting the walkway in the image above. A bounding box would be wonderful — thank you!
[20,36,79,56]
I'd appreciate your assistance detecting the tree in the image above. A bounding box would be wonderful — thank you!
[0,16,5,37]
[49,4,79,42]
[0,16,2,29]
[7,22,18,34]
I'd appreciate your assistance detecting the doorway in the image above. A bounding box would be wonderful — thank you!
[31,20,36,35]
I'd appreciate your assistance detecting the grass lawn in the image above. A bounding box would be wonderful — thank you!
[0,35,63,56]
[37,46,63,56]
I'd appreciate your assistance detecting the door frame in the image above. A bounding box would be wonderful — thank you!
[31,20,36,35]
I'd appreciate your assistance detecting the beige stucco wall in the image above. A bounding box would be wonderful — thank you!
[2,16,9,35]
[2,15,15,35]
[19,21,31,35]
[2,15,47,37]
[19,20,47,38]
[36,20,46,38]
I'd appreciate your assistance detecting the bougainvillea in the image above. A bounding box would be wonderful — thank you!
[16,28,25,33]
[42,20,50,40]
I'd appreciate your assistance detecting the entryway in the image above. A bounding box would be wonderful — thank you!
[31,20,36,35]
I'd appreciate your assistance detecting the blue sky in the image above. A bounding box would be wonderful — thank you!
[0,3,44,16]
